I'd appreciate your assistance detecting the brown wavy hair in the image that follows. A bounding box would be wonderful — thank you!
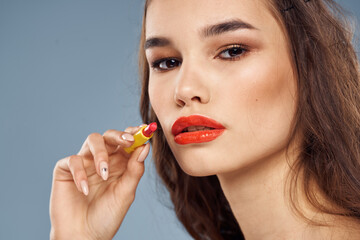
[138,0,360,239]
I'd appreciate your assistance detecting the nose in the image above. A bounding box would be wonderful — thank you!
[174,59,211,108]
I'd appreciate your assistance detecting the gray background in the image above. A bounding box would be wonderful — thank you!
[0,0,359,239]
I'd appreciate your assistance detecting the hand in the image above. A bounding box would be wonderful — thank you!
[50,125,150,240]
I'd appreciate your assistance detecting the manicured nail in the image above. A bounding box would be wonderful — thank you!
[137,144,149,162]
[81,180,89,196]
[100,161,108,180]
[121,133,134,142]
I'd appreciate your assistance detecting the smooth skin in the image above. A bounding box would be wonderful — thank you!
[146,0,360,239]
[50,0,360,239]
[50,125,150,240]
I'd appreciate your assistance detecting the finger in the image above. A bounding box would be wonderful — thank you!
[103,129,135,153]
[114,124,147,156]
[67,155,89,196]
[78,135,114,157]
[86,133,109,181]
[124,124,146,135]
[116,143,150,200]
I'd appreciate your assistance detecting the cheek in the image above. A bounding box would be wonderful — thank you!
[243,59,297,147]
[148,76,167,114]
[249,62,296,128]
[148,76,174,130]
[220,54,297,148]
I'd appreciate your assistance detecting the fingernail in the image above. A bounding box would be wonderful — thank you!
[137,144,149,162]
[121,133,134,142]
[100,161,109,180]
[81,180,89,196]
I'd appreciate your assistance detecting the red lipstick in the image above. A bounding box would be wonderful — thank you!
[143,122,157,137]
[171,115,225,145]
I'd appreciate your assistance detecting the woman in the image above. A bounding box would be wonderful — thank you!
[50,0,360,239]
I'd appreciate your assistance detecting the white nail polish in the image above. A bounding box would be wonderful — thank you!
[100,161,108,180]
[121,133,134,141]
[81,180,89,196]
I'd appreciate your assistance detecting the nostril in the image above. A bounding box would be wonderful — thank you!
[175,98,186,107]
[191,96,201,102]
[175,96,201,107]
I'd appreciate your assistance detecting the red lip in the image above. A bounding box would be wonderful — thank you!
[171,115,226,145]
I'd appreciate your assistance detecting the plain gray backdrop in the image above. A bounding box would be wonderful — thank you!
[0,0,359,239]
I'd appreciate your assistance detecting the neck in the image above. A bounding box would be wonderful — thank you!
[217,146,360,240]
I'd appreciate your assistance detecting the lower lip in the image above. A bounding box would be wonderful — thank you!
[174,129,225,145]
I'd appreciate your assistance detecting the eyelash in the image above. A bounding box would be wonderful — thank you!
[150,44,248,72]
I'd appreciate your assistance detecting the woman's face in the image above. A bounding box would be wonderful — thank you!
[145,0,297,176]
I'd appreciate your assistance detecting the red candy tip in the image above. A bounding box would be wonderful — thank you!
[142,122,157,137]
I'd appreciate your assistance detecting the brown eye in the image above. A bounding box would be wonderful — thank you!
[218,46,247,60]
[151,58,181,71]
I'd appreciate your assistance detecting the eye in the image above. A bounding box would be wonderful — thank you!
[151,58,181,71]
[217,45,248,60]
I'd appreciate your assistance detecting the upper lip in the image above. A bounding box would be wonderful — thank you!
[171,114,225,136]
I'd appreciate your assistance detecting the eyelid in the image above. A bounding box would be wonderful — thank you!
[216,43,248,52]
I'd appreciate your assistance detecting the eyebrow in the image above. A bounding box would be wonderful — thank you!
[200,19,258,38]
[144,19,258,50]
[144,37,171,50]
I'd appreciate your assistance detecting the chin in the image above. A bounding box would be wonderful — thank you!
[170,143,269,179]
[171,147,226,177]
[177,161,215,177]
[166,128,244,176]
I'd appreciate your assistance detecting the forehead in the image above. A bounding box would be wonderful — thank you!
[145,0,276,36]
